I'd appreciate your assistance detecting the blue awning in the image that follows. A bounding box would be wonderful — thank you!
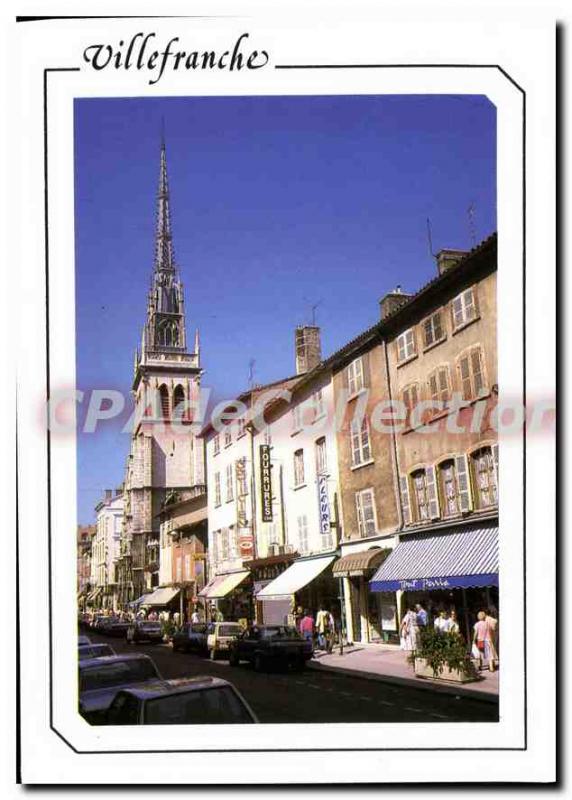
[370,526,498,592]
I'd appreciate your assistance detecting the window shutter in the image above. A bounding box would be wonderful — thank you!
[426,466,440,519]
[399,476,411,526]
[492,443,499,486]
[455,454,472,512]
[429,372,438,401]
[362,351,371,388]
[355,492,363,537]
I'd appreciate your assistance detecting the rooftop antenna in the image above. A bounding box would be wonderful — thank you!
[160,116,166,146]
[426,217,437,260]
[248,358,256,389]
[467,202,477,247]
[309,299,322,326]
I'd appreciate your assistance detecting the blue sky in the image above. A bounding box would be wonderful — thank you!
[75,94,496,523]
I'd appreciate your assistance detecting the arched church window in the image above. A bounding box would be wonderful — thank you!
[159,385,170,420]
[173,384,186,421]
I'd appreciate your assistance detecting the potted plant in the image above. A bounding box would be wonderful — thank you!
[408,627,478,683]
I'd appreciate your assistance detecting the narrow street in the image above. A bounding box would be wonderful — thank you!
[87,631,499,724]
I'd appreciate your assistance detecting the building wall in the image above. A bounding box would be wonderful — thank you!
[205,420,252,579]
[387,269,498,525]
[332,342,401,544]
[255,371,340,559]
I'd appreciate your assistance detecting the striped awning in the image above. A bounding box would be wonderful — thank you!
[333,548,391,577]
[370,526,498,592]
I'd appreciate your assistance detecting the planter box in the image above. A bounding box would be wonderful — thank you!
[414,657,477,684]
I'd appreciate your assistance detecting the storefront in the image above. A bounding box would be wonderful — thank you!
[333,548,396,644]
[198,571,251,623]
[256,554,338,626]
[370,524,499,643]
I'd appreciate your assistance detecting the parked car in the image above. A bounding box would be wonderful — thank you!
[106,677,258,725]
[207,622,244,660]
[172,623,209,653]
[228,625,311,671]
[79,654,163,724]
[78,643,116,659]
[91,615,113,632]
[127,619,164,644]
[106,619,132,638]
[78,634,92,647]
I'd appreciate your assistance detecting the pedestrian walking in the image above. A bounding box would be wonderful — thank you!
[190,607,201,624]
[299,609,314,647]
[448,609,460,635]
[400,606,420,652]
[485,607,499,665]
[315,605,331,650]
[415,603,428,627]
[472,610,495,671]
[434,609,449,633]
[325,609,336,653]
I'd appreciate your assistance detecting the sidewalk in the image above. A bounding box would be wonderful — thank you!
[308,644,499,702]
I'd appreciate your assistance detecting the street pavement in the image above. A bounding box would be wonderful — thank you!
[87,630,499,724]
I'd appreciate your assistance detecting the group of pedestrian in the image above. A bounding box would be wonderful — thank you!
[297,604,339,652]
[472,609,499,672]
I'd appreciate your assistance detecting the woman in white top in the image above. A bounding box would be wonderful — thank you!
[400,606,420,651]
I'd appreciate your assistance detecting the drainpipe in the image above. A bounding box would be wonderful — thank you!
[248,425,258,560]
[382,337,405,628]
[382,338,404,531]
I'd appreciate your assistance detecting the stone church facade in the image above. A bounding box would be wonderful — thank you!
[117,140,205,606]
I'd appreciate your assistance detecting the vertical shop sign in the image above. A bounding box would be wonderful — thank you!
[260,444,273,522]
[318,473,331,535]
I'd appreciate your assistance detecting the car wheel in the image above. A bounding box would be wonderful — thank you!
[254,653,265,673]
[209,648,217,661]
[229,651,239,667]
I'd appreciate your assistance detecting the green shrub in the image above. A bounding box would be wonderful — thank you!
[408,627,477,679]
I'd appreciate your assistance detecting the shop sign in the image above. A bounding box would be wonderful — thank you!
[399,578,451,591]
[317,474,330,535]
[259,444,273,522]
[238,528,254,558]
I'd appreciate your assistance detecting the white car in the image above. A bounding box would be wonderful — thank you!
[206,622,244,660]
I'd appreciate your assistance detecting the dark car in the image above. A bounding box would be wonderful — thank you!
[78,643,116,659]
[228,625,311,671]
[91,615,113,632]
[172,623,209,653]
[106,677,258,725]
[127,620,164,644]
[79,654,163,724]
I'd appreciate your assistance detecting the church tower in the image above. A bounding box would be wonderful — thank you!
[119,139,205,603]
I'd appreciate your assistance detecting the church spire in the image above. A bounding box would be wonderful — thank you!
[154,139,175,273]
[141,138,187,354]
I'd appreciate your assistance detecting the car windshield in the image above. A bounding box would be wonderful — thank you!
[262,626,301,639]
[80,659,158,691]
[79,645,114,658]
[218,625,242,637]
[144,687,254,725]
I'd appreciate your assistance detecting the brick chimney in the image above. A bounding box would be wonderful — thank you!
[104,489,113,501]
[379,285,411,320]
[295,326,322,375]
[436,248,468,276]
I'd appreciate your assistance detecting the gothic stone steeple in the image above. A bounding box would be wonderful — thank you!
[143,139,187,354]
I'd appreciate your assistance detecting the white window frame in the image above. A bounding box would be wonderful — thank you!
[297,515,309,553]
[347,356,365,396]
[225,463,234,502]
[355,488,377,538]
[213,435,220,456]
[214,472,221,507]
[452,287,477,330]
[350,416,372,467]
[313,388,325,419]
[291,405,302,433]
[293,449,305,487]
[315,437,328,476]
[224,426,232,448]
[397,328,416,363]
[422,311,445,349]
